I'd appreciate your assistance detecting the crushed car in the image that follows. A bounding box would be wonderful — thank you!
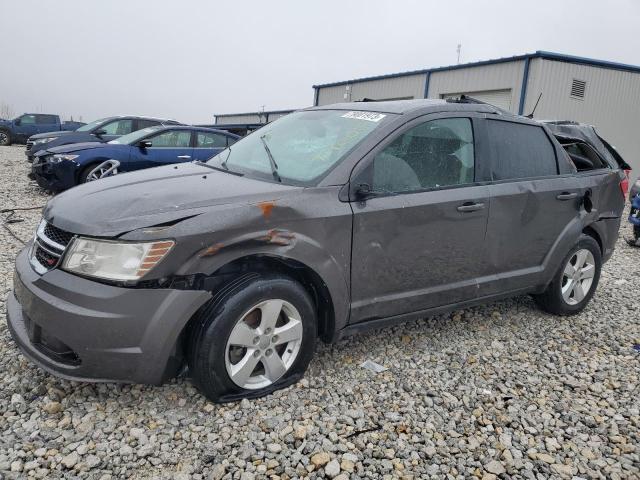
[30,125,239,191]
[7,100,626,402]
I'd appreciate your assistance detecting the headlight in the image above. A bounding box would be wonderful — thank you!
[33,137,57,145]
[62,238,174,281]
[50,154,79,163]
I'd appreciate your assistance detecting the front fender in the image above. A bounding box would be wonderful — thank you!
[122,188,354,334]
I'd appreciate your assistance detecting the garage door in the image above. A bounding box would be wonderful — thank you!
[441,89,513,111]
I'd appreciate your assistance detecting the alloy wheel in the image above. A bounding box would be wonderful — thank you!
[0,132,8,145]
[561,249,596,305]
[225,299,303,390]
[87,166,118,182]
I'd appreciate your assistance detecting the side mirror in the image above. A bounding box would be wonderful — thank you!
[354,183,375,200]
[138,140,152,148]
[94,129,106,136]
[14,118,21,126]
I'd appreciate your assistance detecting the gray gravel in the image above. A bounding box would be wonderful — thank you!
[1,145,639,479]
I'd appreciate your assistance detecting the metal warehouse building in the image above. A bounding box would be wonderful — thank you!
[213,109,294,136]
[312,51,640,171]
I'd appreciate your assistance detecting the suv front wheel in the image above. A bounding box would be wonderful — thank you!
[534,234,602,315]
[187,274,317,402]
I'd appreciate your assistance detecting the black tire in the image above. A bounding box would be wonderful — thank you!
[533,234,602,315]
[187,274,317,402]
[0,129,11,146]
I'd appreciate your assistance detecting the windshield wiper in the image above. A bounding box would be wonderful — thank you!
[260,135,282,182]
[220,147,231,170]
[194,160,244,176]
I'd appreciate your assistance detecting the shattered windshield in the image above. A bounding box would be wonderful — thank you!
[208,110,392,185]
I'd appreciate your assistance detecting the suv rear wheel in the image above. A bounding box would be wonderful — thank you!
[187,274,317,402]
[534,234,601,315]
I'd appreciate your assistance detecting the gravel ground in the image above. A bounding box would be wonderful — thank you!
[1,144,638,480]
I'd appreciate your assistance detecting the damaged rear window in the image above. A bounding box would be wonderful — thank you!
[209,110,393,186]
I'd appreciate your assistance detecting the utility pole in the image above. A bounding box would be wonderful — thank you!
[457,44,462,64]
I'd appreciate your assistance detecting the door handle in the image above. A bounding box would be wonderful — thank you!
[556,192,578,201]
[457,202,485,213]
[177,155,191,159]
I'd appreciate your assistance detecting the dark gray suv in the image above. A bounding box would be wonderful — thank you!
[7,100,626,401]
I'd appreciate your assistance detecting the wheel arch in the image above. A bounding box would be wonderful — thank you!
[582,224,603,254]
[181,254,338,346]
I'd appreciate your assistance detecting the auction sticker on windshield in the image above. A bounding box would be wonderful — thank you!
[341,111,386,122]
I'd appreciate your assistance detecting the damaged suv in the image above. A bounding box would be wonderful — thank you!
[8,100,626,401]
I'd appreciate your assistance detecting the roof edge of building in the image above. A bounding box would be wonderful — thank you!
[312,51,640,89]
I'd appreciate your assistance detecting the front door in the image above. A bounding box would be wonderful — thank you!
[14,114,38,141]
[350,116,490,323]
[132,129,194,170]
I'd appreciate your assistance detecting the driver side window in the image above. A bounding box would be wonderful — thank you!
[19,114,37,125]
[372,118,475,193]
[101,119,134,135]
[148,130,191,147]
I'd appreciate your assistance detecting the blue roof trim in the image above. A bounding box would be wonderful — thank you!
[518,57,531,115]
[312,51,640,89]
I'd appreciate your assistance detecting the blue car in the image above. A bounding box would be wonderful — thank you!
[31,125,239,191]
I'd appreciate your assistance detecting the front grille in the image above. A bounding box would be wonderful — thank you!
[34,246,59,269]
[30,220,75,274]
[26,141,34,151]
[44,223,74,247]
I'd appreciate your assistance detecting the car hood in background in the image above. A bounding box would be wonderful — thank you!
[43,142,119,155]
[43,162,301,236]
[29,131,78,140]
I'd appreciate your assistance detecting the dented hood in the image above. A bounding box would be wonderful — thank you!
[43,162,300,236]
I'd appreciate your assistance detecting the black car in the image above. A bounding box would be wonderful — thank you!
[25,116,183,161]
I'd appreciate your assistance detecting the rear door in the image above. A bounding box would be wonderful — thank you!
[480,118,582,295]
[134,128,193,169]
[192,130,230,161]
[350,114,490,322]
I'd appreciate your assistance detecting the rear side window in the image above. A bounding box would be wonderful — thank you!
[37,115,57,124]
[196,131,228,148]
[487,120,557,180]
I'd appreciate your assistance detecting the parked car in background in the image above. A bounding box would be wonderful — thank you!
[0,113,85,146]
[30,125,239,191]
[543,120,632,196]
[24,116,182,161]
[8,100,626,402]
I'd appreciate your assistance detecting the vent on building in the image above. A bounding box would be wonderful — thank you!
[570,79,587,99]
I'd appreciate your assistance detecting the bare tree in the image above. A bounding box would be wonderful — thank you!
[0,102,14,119]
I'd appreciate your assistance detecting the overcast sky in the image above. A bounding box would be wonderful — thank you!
[1,0,639,123]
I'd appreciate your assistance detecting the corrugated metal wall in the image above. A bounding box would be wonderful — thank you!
[427,60,526,113]
[316,73,427,106]
[215,111,294,125]
[524,59,640,171]
[216,113,264,125]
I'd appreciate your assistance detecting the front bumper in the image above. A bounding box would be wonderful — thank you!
[31,156,77,191]
[7,246,211,384]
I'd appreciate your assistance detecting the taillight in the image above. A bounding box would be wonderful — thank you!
[621,169,631,197]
